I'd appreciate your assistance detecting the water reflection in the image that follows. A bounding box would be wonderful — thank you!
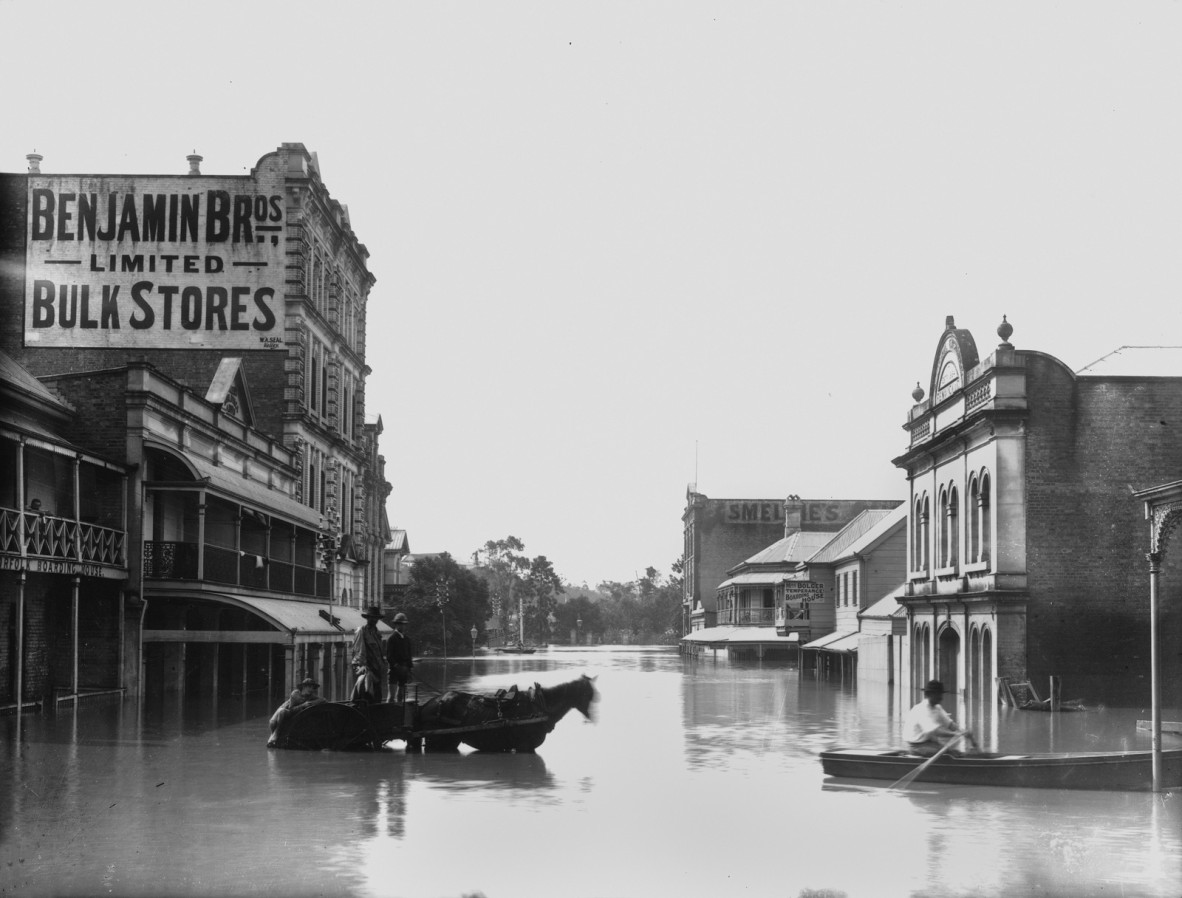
[2,647,1180,898]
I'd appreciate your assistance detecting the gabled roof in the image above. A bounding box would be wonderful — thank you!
[1075,346,1182,378]
[388,530,410,553]
[803,504,906,566]
[204,357,255,426]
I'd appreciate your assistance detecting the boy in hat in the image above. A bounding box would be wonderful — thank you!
[350,606,388,703]
[385,612,414,703]
[267,678,325,746]
[903,679,975,756]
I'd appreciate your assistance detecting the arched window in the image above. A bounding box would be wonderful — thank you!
[968,476,980,562]
[938,488,949,568]
[948,486,959,568]
[914,493,930,572]
[979,472,991,565]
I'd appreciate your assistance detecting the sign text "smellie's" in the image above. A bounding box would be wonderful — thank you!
[726,502,783,523]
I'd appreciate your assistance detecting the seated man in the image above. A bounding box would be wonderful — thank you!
[268,678,326,746]
[903,679,973,756]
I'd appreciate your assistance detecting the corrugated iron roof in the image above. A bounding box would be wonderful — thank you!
[802,629,859,652]
[742,531,835,566]
[0,350,74,411]
[806,505,904,564]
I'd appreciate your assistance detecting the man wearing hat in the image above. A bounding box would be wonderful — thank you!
[903,679,974,756]
[267,677,325,746]
[350,606,389,703]
[385,612,414,704]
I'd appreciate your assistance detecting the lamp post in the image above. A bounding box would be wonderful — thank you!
[576,617,582,647]
[471,625,478,656]
[435,578,451,661]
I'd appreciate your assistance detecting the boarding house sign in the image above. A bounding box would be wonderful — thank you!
[784,582,825,604]
[24,175,286,350]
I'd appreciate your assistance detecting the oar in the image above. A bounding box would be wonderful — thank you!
[890,732,968,790]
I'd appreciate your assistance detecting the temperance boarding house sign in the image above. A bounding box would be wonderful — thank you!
[24,174,286,350]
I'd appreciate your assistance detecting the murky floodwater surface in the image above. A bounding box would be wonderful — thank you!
[2,647,1179,898]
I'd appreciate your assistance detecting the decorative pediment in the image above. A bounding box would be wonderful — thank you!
[204,357,255,426]
[929,316,980,406]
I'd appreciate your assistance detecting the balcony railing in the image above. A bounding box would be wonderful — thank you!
[717,608,776,626]
[143,539,328,598]
[1,508,126,568]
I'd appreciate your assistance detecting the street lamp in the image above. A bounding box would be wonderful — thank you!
[576,617,582,646]
[470,624,478,656]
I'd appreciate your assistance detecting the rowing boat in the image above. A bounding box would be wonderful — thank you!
[819,747,1182,791]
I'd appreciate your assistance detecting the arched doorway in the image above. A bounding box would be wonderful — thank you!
[913,623,931,695]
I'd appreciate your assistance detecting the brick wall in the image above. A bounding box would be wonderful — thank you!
[1024,354,1182,702]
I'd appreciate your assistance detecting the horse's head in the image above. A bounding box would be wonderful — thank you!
[571,674,598,719]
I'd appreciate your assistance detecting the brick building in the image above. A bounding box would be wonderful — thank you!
[0,145,392,703]
[681,490,901,633]
[893,315,1182,712]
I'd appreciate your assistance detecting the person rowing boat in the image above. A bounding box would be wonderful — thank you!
[903,679,977,756]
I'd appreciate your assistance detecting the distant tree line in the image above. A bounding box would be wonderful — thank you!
[395,536,684,653]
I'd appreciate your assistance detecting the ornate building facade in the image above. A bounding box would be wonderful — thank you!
[0,145,392,704]
[893,316,1182,712]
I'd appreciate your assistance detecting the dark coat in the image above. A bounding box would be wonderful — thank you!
[386,628,414,679]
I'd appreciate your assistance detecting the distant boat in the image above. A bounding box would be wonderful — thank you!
[495,642,537,655]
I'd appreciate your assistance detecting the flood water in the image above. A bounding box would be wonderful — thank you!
[2,646,1179,898]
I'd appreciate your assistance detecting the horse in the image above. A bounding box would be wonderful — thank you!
[416,674,598,752]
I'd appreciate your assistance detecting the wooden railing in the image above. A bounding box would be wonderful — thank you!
[0,508,126,567]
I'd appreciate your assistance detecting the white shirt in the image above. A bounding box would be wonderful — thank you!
[903,699,956,745]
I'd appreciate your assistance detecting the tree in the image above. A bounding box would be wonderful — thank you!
[553,593,605,643]
[401,553,492,656]
[596,559,684,644]
[471,536,529,640]
[521,554,564,643]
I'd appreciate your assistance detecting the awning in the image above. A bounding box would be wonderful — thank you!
[717,572,793,589]
[680,626,802,646]
[802,630,860,653]
[143,593,391,643]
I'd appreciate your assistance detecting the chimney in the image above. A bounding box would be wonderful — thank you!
[187,152,203,175]
[26,152,42,173]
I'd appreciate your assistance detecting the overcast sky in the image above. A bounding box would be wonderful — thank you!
[3,2,1181,587]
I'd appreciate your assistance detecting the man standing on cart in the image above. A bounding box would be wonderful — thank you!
[351,606,388,703]
[386,612,415,703]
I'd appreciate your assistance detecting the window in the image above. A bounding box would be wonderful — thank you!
[939,485,959,569]
[979,472,991,564]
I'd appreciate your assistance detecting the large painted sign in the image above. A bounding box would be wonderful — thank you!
[24,176,286,350]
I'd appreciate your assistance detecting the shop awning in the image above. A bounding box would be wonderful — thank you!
[802,630,860,653]
[717,572,794,589]
[143,594,391,643]
[681,626,801,646]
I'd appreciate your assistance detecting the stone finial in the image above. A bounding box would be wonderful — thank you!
[912,382,925,402]
[26,152,42,173]
[945,315,956,329]
[998,314,1014,348]
[187,152,203,175]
